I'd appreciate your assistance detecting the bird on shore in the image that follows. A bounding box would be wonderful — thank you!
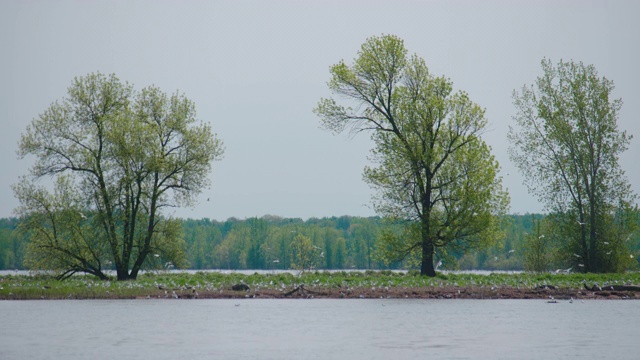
[435,260,443,271]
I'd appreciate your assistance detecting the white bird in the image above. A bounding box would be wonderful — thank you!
[435,260,443,270]
[573,254,581,258]
[79,212,87,219]
[539,234,545,239]
[577,220,586,226]
[508,250,515,254]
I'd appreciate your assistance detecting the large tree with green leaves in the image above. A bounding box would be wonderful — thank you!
[14,73,224,280]
[509,59,637,273]
[314,35,509,276]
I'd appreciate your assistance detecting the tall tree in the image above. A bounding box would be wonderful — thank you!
[14,73,224,280]
[509,59,637,273]
[315,35,509,276]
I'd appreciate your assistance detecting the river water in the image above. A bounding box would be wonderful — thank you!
[0,299,636,359]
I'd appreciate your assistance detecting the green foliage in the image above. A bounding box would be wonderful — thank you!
[315,34,509,276]
[3,212,639,272]
[180,215,389,271]
[14,72,224,280]
[509,59,637,273]
[290,234,321,272]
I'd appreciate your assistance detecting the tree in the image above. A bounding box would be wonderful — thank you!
[314,35,509,276]
[14,73,224,280]
[509,59,637,273]
[290,234,321,272]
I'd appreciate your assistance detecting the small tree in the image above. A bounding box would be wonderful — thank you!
[522,216,552,273]
[290,234,320,272]
[15,73,224,280]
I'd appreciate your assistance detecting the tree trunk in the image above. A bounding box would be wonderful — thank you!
[421,243,436,277]
[116,264,131,281]
[421,217,436,276]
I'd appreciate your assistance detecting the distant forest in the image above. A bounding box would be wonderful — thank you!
[1,214,638,272]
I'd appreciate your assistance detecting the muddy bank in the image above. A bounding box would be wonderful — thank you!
[142,284,639,301]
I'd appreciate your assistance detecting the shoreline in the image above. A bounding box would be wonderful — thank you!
[3,271,640,300]
[3,285,638,301]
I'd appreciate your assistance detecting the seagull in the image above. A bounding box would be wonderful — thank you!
[539,234,545,239]
[577,220,586,226]
[508,250,515,254]
[79,212,87,220]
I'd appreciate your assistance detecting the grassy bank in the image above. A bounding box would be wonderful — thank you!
[2,271,640,300]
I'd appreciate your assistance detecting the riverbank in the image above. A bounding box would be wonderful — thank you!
[2,270,639,300]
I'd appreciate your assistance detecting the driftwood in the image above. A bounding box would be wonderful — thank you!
[584,283,640,292]
[283,285,322,297]
[535,285,558,290]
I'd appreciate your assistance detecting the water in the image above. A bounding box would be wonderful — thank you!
[0,299,636,360]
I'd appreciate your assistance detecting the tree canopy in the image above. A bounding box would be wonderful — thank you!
[315,34,509,276]
[509,58,637,273]
[14,73,224,280]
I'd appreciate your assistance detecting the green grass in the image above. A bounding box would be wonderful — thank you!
[2,271,640,300]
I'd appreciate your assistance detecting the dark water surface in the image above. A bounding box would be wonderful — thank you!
[1,299,636,359]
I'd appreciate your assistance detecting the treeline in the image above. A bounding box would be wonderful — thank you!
[1,214,638,271]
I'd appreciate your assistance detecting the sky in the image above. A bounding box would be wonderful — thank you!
[1,0,638,221]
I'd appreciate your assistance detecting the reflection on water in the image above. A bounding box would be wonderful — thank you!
[0,299,636,360]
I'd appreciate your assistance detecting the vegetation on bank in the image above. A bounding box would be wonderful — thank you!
[2,270,640,300]
[2,214,639,274]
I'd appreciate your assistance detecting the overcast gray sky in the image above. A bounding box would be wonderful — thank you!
[1,0,638,221]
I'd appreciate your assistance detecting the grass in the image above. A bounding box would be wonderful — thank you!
[2,270,640,300]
